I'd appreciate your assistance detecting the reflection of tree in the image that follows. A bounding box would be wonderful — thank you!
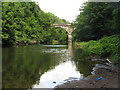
[67,44,95,77]
[75,60,95,77]
[73,48,90,60]
[2,46,61,88]
[73,48,95,77]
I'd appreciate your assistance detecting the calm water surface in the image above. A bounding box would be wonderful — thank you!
[2,45,95,88]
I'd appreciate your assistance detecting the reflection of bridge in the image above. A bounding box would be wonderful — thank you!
[53,24,74,43]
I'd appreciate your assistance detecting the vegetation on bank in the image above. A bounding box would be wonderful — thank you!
[75,35,119,64]
[73,2,120,64]
[2,2,68,46]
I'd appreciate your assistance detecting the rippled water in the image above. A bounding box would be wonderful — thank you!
[2,45,96,88]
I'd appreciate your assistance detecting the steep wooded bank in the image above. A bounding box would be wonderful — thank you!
[2,2,68,46]
[73,2,120,64]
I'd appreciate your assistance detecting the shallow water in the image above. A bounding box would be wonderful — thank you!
[2,45,96,88]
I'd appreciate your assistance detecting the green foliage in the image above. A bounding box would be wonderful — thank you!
[73,2,120,41]
[78,35,119,64]
[73,2,119,64]
[52,40,59,45]
[2,2,68,46]
[51,28,67,44]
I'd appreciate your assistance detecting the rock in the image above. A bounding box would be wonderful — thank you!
[91,59,104,61]
[53,81,56,83]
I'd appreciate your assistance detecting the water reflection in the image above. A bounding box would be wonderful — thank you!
[33,44,81,88]
[67,43,73,60]
[33,61,81,88]
[2,45,96,89]
[2,45,61,88]
[73,48,96,76]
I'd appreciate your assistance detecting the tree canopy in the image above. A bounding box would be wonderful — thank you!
[73,2,120,42]
[2,2,68,46]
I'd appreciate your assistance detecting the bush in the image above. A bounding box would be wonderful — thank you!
[77,35,119,64]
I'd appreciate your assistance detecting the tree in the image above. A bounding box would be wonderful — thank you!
[73,2,120,42]
[2,2,69,46]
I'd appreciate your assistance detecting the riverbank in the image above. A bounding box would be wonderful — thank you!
[2,41,67,47]
[54,36,119,89]
[74,35,119,64]
[54,59,119,89]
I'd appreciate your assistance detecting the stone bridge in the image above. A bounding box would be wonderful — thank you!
[53,24,74,43]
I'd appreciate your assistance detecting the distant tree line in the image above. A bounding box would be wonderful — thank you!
[2,2,68,46]
[73,2,120,41]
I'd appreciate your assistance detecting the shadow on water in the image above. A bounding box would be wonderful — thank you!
[73,48,96,77]
[74,60,95,77]
[2,44,97,89]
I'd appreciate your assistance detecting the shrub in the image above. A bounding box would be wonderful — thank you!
[78,35,119,64]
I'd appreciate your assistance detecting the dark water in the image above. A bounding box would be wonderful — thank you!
[2,45,96,88]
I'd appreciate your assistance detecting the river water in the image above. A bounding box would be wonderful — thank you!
[2,45,96,89]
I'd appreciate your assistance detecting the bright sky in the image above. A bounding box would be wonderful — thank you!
[32,0,88,22]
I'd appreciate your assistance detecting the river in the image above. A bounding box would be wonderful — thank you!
[2,44,97,89]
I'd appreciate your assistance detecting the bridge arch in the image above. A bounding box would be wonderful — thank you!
[53,24,74,44]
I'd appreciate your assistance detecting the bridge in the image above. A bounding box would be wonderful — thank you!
[53,24,74,43]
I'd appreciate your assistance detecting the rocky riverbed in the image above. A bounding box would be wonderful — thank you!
[54,58,119,89]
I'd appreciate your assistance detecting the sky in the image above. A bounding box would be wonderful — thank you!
[32,0,88,22]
